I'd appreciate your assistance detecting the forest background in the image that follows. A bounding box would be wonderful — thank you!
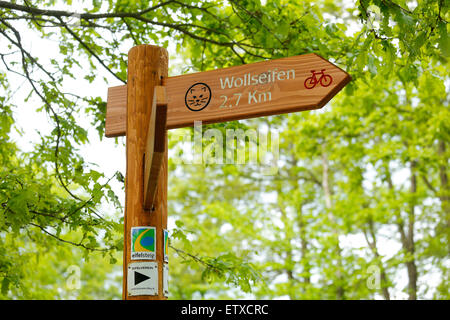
[0,0,448,299]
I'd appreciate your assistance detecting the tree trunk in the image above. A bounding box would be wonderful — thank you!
[387,163,418,300]
[363,218,391,300]
[298,204,311,285]
[438,140,450,254]
[278,204,296,299]
[321,145,345,299]
[406,161,418,300]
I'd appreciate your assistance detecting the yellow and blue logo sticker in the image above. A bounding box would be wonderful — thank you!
[163,229,169,263]
[131,227,156,260]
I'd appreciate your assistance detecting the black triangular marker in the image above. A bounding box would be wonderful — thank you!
[134,271,150,285]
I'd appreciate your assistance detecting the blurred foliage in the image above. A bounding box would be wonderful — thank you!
[0,0,448,299]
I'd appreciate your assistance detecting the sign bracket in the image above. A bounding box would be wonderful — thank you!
[143,85,167,211]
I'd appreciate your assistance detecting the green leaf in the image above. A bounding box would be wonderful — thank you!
[1,277,10,295]
[438,21,449,57]
[367,55,377,75]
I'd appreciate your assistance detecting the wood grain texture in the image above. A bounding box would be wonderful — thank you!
[105,53,351,137]
[123,45,168,300]
[143,86,167,210]
[105,85,127,137]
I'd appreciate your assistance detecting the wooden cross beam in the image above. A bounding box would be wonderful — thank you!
[104,46,351,300]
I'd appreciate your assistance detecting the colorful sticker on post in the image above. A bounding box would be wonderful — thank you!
[163,229,169,262]
[131,226,156,260]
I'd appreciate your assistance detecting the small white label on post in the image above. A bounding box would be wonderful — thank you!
[163,263,169,297]
[128,262,158,296]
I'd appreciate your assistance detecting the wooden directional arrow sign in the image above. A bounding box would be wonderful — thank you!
[105,53,351,137]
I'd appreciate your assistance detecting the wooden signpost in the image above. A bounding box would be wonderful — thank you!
[105,45,351,300]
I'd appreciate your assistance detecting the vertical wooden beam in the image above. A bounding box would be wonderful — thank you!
[123,45,168,300]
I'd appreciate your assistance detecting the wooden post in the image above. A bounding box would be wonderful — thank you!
[123,45,168,300]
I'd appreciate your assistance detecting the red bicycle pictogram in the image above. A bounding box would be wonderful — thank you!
[304,69,333,89]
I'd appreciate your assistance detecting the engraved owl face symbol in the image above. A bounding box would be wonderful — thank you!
[185,83,212,112]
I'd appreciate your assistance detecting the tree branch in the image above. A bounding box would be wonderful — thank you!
[0,0,271,60]
[169,244,225,274]
[28,222,110,252]
[56,17,126,83]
